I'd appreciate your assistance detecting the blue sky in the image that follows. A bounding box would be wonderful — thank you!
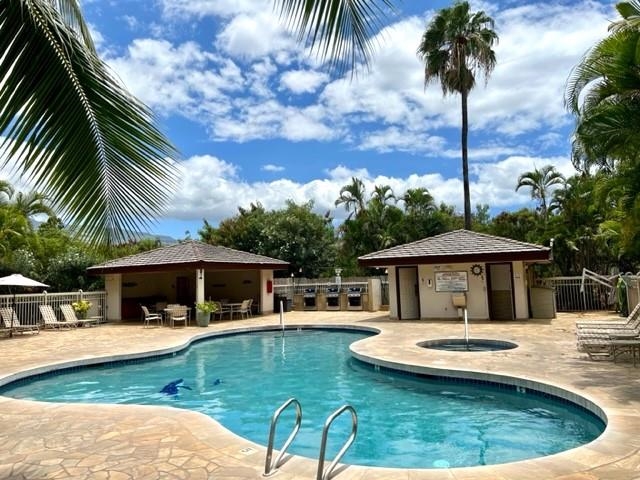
[65,1,618,238]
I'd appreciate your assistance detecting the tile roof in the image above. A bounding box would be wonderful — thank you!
[358,230,550,267]
[88,241,289,273]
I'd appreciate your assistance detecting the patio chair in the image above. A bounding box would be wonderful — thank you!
[39,305,74,330]
[0,307,40,334]
[167,305,189,328]
[237,299,252,319]
[211,301,229,321]
[60,304,99,327]
[141,305,163,328]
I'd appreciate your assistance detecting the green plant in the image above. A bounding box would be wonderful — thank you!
[71,299,92,317]
[195,301,219,314]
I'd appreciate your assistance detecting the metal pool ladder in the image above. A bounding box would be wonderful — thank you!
[264,398,302,476]
[316,405,358,480]
[263,401,358,480]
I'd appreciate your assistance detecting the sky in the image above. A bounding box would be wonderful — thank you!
[16,0,622,239]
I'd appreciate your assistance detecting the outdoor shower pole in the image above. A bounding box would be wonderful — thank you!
[464,308,469,345]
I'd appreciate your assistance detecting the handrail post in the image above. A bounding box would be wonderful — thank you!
[316,405,357,480]
[264,398,302,476]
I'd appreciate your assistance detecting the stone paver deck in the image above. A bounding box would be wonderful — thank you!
[1,311,639,479]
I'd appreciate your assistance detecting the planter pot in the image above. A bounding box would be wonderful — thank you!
[195,311,210,327]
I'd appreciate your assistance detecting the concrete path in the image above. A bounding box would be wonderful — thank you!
[0,311,639,479]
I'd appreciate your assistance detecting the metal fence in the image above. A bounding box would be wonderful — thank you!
[274,281,369,297]
[0,290,106,327]
[537,273,639,312]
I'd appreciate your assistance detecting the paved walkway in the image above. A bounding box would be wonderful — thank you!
[1,311,639,479]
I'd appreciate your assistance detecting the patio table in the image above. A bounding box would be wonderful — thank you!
[222,303,243,320]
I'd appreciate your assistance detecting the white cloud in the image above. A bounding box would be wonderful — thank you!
[280,70,329,94]
[262,164,285,172]
[167,152,578,225]
[215,11,298,60]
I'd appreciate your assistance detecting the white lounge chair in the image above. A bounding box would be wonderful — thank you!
[60,304,98,327]
[39,305,74,330]
[0,307,39,334]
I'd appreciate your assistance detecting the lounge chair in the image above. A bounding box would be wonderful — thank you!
[60,304,99,327]
[141,305,163,328]
[0,307,40,334]
[576,302,640,330]
[39,305,74,330]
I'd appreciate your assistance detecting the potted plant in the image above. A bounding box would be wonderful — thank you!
[71,299,92,319]
[195,300,219,327]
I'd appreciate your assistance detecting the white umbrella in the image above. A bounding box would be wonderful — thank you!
[0,274,49,335]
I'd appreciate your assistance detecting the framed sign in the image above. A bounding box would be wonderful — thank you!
[435,271,468,292]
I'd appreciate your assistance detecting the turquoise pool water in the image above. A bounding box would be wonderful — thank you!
[0,329,604,468]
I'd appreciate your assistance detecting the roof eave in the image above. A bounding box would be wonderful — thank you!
[358,251,550,268]
[87,261,290,275]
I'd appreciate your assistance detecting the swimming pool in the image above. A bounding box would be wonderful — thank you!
[0,328,605,469]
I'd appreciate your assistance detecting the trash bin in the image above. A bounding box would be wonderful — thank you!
[274,295,289,312]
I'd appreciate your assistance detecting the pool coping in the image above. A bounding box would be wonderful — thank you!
[0,312,639,480]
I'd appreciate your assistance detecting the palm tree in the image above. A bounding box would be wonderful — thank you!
[2,0,398,246]
[417,1,498,230]
[371,184,396,206]
[515,165,565,221]
[402,188,436,215]
[335,177,367,219]
[565,1,640,171]
[275,0,396,74]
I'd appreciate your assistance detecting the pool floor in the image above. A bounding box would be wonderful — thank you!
[0,311,637,480]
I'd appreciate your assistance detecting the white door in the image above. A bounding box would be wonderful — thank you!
[398,267,419,319]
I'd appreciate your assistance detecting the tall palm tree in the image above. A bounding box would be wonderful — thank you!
[335,177,367,219]
[417,1,498,230]
[515,165,565,221]
[2,0,397,246]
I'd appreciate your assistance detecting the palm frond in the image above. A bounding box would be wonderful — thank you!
[274,0,396,75]
[0,0,179,246]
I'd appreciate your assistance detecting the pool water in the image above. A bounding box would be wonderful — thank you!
[0,329,604,469]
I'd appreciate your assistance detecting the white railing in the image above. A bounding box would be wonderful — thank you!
[0,291,106,327]
[537,273,639,313]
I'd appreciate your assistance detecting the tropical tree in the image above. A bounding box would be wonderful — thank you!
[1,0,179,246]
[276,0,396,74]
[2,0,399,246]
[417,1,498,230]
[335,177,367,219]
[565,0,640,170]
[401,188,436,215]
[515,165,566,221]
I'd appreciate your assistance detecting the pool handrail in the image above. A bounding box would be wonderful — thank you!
[316,404,358,480]
[264,397,302,476]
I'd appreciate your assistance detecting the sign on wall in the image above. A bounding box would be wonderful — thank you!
[435,271,468,292]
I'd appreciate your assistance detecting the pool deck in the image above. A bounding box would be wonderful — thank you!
[1,310,640,479]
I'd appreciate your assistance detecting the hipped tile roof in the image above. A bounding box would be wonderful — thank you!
[358,230,550,267]
[87,241,289,274]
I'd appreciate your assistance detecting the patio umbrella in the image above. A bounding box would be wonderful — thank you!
[0,274,49,335]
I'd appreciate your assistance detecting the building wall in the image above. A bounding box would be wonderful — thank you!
[260,269,274,314]
[418,263,489,320]
[385,261,531,321]
[512,262,529,319]
[104,274,121,321]
[388,267,398,318]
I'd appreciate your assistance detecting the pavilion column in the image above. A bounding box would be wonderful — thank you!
[196,269,205,303]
